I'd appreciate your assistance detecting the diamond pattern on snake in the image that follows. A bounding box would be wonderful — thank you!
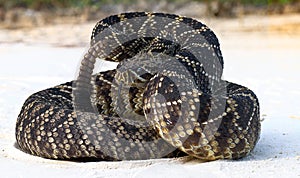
[15,12,261,161]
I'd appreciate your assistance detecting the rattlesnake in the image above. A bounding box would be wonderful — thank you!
[15,12,261,161]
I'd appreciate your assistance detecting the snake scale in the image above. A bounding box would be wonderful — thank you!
[15,12,261,161]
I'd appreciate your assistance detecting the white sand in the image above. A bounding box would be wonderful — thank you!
[0,14,300,178]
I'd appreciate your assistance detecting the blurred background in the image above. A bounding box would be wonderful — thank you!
[0,0,299,46]
[0,0,300,28]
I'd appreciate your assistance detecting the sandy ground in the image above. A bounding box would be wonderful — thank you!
[0,13,300,178]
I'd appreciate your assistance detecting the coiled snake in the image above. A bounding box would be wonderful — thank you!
[15,12,261,161]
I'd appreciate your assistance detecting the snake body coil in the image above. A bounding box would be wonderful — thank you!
[16,12,261,161]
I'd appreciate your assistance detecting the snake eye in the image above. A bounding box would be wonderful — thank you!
[137,67,142,73]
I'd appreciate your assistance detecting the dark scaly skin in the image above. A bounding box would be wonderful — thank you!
[16,70,185,160]
[15,12,261,161]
